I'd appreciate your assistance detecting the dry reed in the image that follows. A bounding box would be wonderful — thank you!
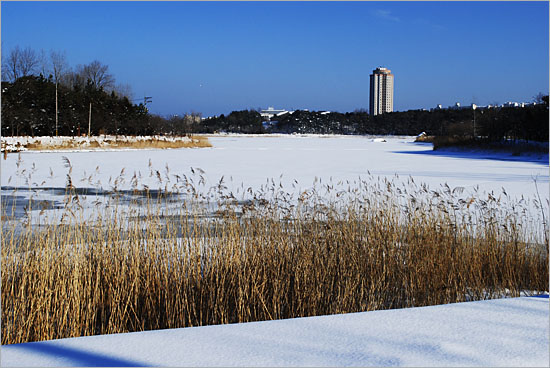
[1,166,548,344]
[2,135,212,152]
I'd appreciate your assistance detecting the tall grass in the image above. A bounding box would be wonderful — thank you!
[1,135,212,152]
[1,166,548,344]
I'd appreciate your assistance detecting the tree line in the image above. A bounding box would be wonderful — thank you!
[1,46,147,136]
[2,47,131,95]
[2,46,547,142]
[366,99,548,143]
[197,101,548,143]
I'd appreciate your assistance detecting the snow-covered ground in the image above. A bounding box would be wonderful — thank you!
[1,135,547,227]
[2,134,547,196]
[2,296,548,367]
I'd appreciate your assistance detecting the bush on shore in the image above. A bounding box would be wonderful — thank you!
[432,136,549,155]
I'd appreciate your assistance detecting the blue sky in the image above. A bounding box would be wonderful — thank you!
[2,1,548,117]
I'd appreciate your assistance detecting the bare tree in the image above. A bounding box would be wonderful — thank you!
[37,49,49,77]
[76,60,115,90]
[1,58,9,82]
[63,71,86,90]
[18,47,41,77]
[1,42,10,81]
[113,83,133,99]
[50,50,70,84]
[4,46,21,81]
[3,46,41,81]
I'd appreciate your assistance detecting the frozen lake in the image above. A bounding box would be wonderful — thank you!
[2,134,547,200]
[1,134,547,235]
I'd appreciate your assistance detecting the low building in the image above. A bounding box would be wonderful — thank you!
[260,107,289,120]
[260,107,293,120]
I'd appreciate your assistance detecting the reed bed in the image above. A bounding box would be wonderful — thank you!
[1,135,211,152]
[1,166,548,345]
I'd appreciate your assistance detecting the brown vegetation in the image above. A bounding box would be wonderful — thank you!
[414,134,435,143]
[1,172,547,345]
[2,135,212,152]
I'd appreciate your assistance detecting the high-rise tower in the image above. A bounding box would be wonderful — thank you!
[369,67,394,116]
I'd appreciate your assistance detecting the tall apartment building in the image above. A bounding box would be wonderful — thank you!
[369,67,394,116]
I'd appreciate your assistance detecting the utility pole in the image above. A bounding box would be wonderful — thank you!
[132,96,152,107]
[472,104,477,138]
[88,102,92,137]
[55,82,59,136]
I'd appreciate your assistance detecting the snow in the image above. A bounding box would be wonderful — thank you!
[2,135,547,228]
[2,135,547,199]
[1,135,548,366]
[2,296,548,367]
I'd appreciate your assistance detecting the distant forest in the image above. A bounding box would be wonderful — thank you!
[2,46,548,143]
[199,103,548,144]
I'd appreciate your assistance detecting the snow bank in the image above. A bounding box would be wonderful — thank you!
[2,296,548,367]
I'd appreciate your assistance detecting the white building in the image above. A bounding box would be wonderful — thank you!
[260,107,290,120]
[369,67,394,116]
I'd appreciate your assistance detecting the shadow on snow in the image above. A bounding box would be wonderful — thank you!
[7,341,150,367]
[394,144,549,166]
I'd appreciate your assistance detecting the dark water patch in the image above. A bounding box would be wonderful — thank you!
[1,186,191,219]
[1,186,187,199]
[1,195,64,218]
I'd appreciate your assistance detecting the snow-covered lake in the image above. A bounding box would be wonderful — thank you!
[1,135,547,225]
[2,134,547,196]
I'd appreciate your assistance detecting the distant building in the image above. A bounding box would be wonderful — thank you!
[430,100,537,111]
[369,67,394,116]
[184,114,201,124]
[260,107,290,120]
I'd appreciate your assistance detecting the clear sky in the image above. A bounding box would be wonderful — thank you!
[1,1,548,117]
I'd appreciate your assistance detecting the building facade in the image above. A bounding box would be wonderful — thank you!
[369,67,394,116]
[260,107,290,120]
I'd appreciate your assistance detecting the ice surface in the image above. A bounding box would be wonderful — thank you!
[2,135,547,232]
[2,135,547,200]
